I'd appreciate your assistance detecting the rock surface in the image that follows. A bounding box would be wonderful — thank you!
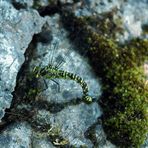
[0,122,32,148]
[75,0,148,41]
[0,0,147,147]
[34,102,101,147]
[0,1,45,120]
[94,124,116,148]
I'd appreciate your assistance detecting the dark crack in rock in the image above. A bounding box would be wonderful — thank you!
[12,0,33,8]
[94,124,116,148]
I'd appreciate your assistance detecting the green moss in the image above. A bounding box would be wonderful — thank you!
[61,12,148,147]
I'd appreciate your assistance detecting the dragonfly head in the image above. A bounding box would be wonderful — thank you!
[33,66,41,78]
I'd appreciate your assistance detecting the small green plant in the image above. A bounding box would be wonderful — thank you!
[47,125,69,146]
[61,12,148,147]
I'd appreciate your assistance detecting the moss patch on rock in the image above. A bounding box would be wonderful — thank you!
[61,12,148,147]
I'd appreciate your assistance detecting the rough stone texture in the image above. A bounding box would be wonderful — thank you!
[0,121,56,148]
[94,125,117,148]
[32,134,56,148]
[74,0,122,16]
[34,102,102,147]
[121,0,148,40]
[75,0,148,41]
[0,122,32,148]
[0,1,45,120]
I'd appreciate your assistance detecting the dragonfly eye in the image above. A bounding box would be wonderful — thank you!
[33,66,40,77]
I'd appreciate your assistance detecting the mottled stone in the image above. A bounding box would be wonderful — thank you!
[74,0,122,16]
[74,0,148,41]
[121,0,148,40]
[34,102,102,147]
[94,125,116,148]
[32,133,56,148]
[0,122,32,148]
[0,1,45,120]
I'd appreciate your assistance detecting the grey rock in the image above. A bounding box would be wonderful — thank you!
[34,102,102,147]
[0,122,32,148]
[0,121,56,148]
[0,1,45,120]
[74,0,122,17]
[94,125,116,148]
[32,133,56,148]
[74,0,148,41]
[121,0,148,40]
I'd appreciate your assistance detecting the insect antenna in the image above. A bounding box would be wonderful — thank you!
[54,29,82,70]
